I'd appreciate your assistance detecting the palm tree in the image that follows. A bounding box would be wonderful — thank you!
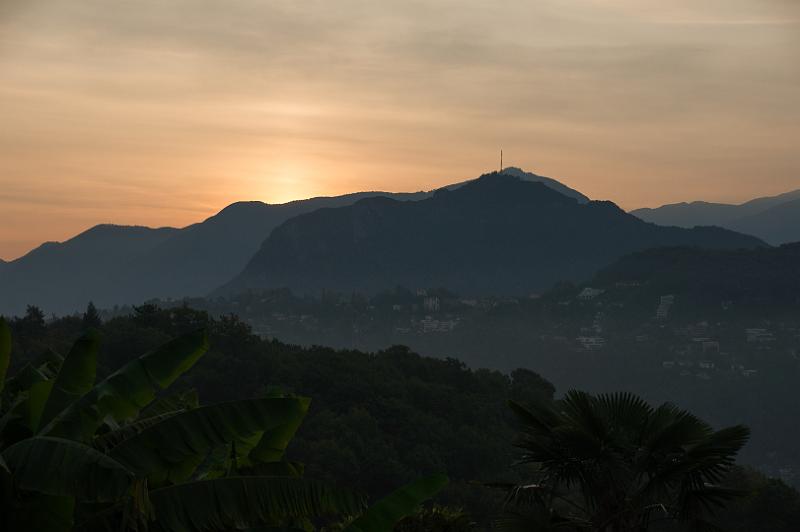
[0,318,446,531]
[500,390,750,532]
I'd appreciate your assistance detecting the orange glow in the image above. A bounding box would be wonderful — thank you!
[1,0,799,260]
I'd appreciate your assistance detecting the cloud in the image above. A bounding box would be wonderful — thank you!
[0,0,798,258]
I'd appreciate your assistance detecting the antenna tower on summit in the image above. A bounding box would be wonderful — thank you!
[500,149,503,173]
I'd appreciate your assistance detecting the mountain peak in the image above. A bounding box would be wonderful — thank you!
[217,201,270,214]
[220,174,763,298]
[481,166,590,204]
[442,171,579,207]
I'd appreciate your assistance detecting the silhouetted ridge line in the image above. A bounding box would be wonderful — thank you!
[219,172,764,298]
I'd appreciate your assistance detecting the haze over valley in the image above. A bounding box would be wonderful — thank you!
[2,1,800,530]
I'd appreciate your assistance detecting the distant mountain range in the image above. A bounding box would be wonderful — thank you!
[220,173,764,297]
[631,189,800,245]
[0,192,426,316]
[0,168,773,315]
[0,168,582,315]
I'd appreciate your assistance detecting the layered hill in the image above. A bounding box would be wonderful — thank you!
[0,192,424,316]
[120,191,430,301]
[0,167,592,316]
[222,173,765,297]
[631,189,800,245]
[0,225,179,316]
[587,244,800,323]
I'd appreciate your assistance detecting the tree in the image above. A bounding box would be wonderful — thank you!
[23,305,46,330]
[0,318,446,531]
[500,390,750,532]
[82,302,101,329]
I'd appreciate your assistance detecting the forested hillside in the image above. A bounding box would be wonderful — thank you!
[6,304,800,530]
[6,304,554,521]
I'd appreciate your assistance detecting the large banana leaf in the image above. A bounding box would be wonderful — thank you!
[248,401,309,464]
[93,390,201,452]
[239,460,306,478]
[9,494,76,532]
[2,348,63,401]
[25,379,54,433]
[0,317,10,395]
[40,329,209,441]
[148,477,365,532]
[0,379,53,443]
[344,474,449,532]
[2,436,133,502]
[94,410,185,453]
[37,330,99,431]
[142,388,199,417]
[109,396,310,484]
[2,348,64,441]
[0,452,9,490]
[80,477,365,532]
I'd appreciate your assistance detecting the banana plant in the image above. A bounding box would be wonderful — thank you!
[0,318,447,531]
[0,318,366,531]
[344,474,450,532]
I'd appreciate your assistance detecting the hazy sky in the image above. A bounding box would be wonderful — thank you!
[1,0,798,260]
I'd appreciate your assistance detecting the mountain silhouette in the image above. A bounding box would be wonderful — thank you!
[725,198,800,246]
[120,191,431,301]
[490,167,589,203]
[631,189,800,245]
[0,191,425,316]
[592,243,800,309]
[0,225,178,315]
[0,168,590,315]
[442,166,589,204]
[220,172,765,297]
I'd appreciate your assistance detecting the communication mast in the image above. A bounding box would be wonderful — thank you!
[500,149,503,173]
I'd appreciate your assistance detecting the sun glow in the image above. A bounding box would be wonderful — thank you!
[252,161,320,205]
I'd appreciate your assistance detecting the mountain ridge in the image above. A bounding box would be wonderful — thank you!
[589,243,800,312]
[631,188,800,244]
[220,172,765,298]
[1,168,587,315]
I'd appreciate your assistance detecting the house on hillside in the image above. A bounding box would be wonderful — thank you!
[578,287,605,301]
[656,295,674,320]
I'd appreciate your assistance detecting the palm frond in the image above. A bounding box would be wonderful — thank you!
[560,390,608,442]
[508,399,559,435]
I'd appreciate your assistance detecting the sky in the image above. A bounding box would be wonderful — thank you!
[1,0,798,260]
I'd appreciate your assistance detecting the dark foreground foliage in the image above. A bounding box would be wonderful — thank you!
[0,317,446,531]
[502,391,749,531]
[7,304,553,521]
[5,304,800,530]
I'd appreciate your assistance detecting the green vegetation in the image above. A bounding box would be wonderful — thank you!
[5,304,550,522]
[4,305,800,530]
[0,317,446,531]
[179,260,800,485]
[501,391,749,531]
